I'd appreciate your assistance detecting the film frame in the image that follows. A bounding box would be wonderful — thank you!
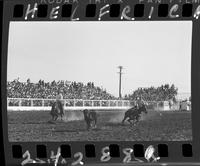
[1,0,200,165]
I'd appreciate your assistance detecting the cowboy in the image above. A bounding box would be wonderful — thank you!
[136,96,146,109]
[56,91,63,101]
[132,100,138,110]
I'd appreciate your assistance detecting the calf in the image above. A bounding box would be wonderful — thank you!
[83,109,97,130]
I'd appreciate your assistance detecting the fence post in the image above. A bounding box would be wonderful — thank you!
[42,100,44,106]
[74,99,76,107]
[123,101,126,107]
[19,99,21,106]
[31,99,33,107]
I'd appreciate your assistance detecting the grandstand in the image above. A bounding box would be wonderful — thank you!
[7,79,191,111]
[7,79,116,100]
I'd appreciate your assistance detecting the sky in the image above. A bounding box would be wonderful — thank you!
[7,21,192,97]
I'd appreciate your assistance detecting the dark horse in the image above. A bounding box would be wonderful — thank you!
[122,104,147,125]
[83,109,97,130]
[50,101,64,121]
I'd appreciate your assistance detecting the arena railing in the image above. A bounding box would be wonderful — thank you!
[7,98,131,107]
[7,98,189,111]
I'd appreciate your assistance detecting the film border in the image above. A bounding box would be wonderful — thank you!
[1,0,200,165]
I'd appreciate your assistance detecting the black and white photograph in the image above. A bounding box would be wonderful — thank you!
[7,21,192,141]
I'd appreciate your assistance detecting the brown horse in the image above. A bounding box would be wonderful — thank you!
[83,109,97,130]
[50,101,64,121]
[122,104,147,125]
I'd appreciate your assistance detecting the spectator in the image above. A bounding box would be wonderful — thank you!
[7,79,116,105]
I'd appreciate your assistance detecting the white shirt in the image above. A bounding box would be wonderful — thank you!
[56,93,63,100]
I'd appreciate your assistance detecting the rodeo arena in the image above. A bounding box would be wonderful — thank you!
[7,79,192,141]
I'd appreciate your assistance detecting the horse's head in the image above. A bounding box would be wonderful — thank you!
[131,106,137,111]
[139,104,148,114]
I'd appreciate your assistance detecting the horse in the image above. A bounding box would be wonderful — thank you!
[50,101,64,121]
[83,109,97,130]
[122,104,147,125]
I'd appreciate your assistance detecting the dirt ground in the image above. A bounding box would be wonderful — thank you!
[7,110,192,141]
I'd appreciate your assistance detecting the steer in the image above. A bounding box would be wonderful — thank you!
[83,109,97,130]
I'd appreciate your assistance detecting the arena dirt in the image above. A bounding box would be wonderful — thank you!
[8,110,192,141]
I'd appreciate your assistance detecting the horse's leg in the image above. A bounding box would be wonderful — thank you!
[127,118,132,124]
[61,112,64,121]
[89,121,92,130]
[89,120,93,130]
[134,116,139,125]
[60,102,64,121]
[128,116,135,126]
[90,120,93,129]
[91,121,94,129]
[136,115,140,123]
[55,115,58,121]
[130,118,135,126]
[50,112,54,121]
[131,119,135,126]
[94,118,97,128]
[52,115,54,121]
[61,114,63,121]
[122,115,127,124]
[86,120,90,130]
[87,122,90,130]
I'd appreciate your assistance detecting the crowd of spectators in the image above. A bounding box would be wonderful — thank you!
[124,84,178,102]
[7,79,187,110]
[7,80,179,102]
[7,78,116,100]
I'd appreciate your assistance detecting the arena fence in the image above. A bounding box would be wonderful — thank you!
[7,98,190,111]
[7,98,132,111]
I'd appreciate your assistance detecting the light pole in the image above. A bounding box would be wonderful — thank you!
[118,66,123,99]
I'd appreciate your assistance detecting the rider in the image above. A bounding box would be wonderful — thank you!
[135,96,146,109]
[56,90,64,114]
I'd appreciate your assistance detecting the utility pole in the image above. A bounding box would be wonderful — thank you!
[118,66,123,99]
